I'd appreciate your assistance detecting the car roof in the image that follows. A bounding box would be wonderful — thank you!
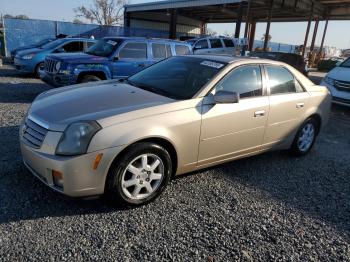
[186,54,291,65]
[58,37,95,41]
[102,36,190,44]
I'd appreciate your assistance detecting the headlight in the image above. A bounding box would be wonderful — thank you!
[56,121,101,156]
[324,76,335,86]
[55,61,61,72]
[22,53,35,60]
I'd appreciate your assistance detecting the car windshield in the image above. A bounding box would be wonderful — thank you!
[128,56,227,100]
[340,58,350,68]
[86,39,122,57]
[41,39,65,49]
[186,40,197,46]
[37,38,54,47]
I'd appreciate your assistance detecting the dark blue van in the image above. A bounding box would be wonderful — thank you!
[41,37,193,86]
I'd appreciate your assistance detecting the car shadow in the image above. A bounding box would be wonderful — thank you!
[0,82,52,103]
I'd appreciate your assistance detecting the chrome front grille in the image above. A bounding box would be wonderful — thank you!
[45,58,58,73]
[22,118,48,149]
[334,80,350,92]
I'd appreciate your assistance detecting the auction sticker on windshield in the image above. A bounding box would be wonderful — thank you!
[107,40,118,46]
[200,61,225,69]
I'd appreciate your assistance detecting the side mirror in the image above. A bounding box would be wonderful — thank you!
[214,91,240,104]
[113,56,119,61]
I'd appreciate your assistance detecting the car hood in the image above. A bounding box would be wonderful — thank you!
[28,81,175,131]
[327,66,350,82]
[16,48,43,57]
[48,53,109,64]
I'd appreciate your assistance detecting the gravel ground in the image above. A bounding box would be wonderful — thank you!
[0,65,350,261]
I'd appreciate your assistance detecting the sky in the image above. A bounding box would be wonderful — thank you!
[1,0,350,49]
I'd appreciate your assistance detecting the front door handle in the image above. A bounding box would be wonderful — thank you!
[296,102,305,108]
[254,110,266,117]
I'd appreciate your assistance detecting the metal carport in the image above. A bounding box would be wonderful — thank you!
[124,0,350,56]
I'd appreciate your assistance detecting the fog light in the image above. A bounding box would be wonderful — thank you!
[52,170,63,188]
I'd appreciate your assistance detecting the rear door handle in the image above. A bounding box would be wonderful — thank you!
[296,102,305,108]
[254,110,266,117]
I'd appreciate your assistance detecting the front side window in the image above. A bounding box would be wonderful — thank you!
[215,65,263,99]
[175,45,191,55]
[266,66,298,94]
[152,43,172,59]
[210,39,223,49]
[194,39,208,50]
[223,39,234,47]
[128,56,226,100]
[119,42,147,59]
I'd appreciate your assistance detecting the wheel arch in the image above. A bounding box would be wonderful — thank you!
[108,136,179,178]
[77,71,108,82]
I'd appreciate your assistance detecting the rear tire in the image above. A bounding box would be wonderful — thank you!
[80,75,101,83]
[105,142,172,207]
[290,118,318,156]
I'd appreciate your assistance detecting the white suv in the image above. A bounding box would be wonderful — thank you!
[321,57,350,107]
[186,37,235,55]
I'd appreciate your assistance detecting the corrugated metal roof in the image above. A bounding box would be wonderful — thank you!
[125,0,243,12]
[125,0,350,21]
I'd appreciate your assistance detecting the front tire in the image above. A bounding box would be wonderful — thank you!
[105,142,172,207]
[290,118,318,156]
[35,62,44,78]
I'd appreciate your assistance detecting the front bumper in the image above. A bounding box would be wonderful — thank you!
[321,80,350,107]
[20,125,123,197]
[14,57,35,73]
[40,71,77,87]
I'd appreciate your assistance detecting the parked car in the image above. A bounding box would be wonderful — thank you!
[10,38,55,60]
[317,57,345,72]
[186,37,235,55]
[14,38,96,77]
[20,55,331,206]
[249,51,309,76]
[321,57,350,106]
[40,37,192,86]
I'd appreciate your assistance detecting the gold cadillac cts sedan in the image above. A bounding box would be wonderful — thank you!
[20,55,331,206]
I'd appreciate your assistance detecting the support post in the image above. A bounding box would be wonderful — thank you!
[302,3,314,57]
[318,18,329,57]
[169,9,177,39]
[124,12,131,27]
[263,0,273,51]
[234,1,244,39]
[241,0,252,56]
[2,14,7,57]
[248,21,256,52]
[200,21,206,36]
[310,18,319,52]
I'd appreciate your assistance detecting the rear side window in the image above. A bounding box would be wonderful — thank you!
[152,43,172,59]
[223,39,234,47]
[195,39,209,49]
[266,66,301,94]
[175,45,191,55]
[215,65,263,99]
[210,39,223,49]
[62,41,84,52]
[119,42,147,59]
